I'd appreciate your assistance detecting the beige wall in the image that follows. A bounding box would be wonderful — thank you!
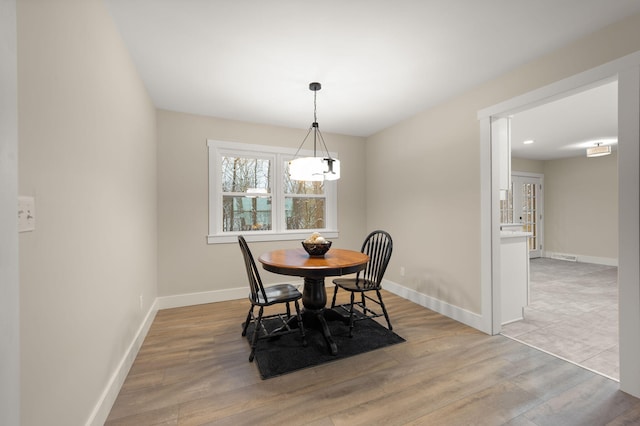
[366,13,640,314]
[543,153,618,260]
[367,100,483,311]
[17,0,157,424]
[511,157,544,174]
[512,154,618,262]
[157,110,367,297]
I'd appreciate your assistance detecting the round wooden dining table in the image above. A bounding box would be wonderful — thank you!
[258,247,369,355]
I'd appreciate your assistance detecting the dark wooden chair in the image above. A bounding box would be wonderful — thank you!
[330,230,393,337]
[238,236,306,362]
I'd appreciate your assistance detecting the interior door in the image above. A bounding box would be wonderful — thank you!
[512,174,543,258]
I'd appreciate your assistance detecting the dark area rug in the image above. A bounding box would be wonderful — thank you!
[244,312,405,379]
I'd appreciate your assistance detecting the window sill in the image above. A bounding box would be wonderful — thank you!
[207,230,339,244]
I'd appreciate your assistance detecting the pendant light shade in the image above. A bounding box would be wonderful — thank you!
[289,156,341,181]
[289,82,341,181]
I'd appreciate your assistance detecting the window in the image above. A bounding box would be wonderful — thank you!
[207,140,338,243]
[499,183,513,224]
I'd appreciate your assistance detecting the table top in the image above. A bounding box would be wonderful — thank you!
[258,248,369,278]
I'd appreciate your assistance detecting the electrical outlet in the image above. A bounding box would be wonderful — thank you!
[400,266,405,277]
[139,294,143,310]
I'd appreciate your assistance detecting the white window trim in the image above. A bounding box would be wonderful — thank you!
[207,139,339,244]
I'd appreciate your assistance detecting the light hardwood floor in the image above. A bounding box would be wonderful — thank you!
[106,290,640,425]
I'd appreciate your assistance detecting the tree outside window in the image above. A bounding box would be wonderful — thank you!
[208,140,338,243]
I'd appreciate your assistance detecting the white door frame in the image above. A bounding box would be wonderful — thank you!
[478,51,640,397]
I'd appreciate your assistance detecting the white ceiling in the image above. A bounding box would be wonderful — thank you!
[510,80,618,160]
[104,0,639,150]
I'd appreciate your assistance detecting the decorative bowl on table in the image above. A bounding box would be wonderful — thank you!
[302,240,332,257]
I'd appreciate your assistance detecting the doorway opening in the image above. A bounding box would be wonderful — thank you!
[479,53,640,397]
[495,80,620,379]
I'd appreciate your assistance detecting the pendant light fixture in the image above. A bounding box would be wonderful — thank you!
[586,142,611,157]
[288,82,340,181]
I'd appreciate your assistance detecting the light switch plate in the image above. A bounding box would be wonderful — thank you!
[18,196,35,232]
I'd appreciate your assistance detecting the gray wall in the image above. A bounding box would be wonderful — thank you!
[1,0,19,424]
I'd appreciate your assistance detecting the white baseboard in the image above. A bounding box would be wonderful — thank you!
[157,287,247,309]
[543,251,618,267]
[155,280,485,335]
[89,278,484,425]
[87,299,158,426]
[382,279,486,332]
[156,280,304,310]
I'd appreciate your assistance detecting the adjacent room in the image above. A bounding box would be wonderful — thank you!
[4,1,640,425]
[499,81,620,379]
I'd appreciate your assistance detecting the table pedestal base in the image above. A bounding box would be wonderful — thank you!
[300,277,346,356]
[299,309,348,356]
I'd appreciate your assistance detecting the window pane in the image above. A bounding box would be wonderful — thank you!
[222,195,272,231]
[283,162,324,194]
[499,183,514,223]
[221,156,271,193]
[285,197,325,229]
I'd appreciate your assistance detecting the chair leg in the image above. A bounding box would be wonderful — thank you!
[241,305,254,337]
[330,285,339,308]
[377,289,392,331]
[348,292,356,338]
[249,306,264,362]
[286,302,291,318]
[294,300,307,347]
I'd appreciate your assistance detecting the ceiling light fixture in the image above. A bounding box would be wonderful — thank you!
[523,139,534,145]
[288,82,340,181]
[586,142,611,158]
